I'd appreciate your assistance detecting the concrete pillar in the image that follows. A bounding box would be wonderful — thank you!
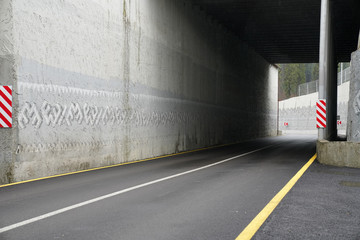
[327,49,338,140]
[319,0,337,140]
[0,0,17,184]
[347,49,360,142]
[341,63,343,85]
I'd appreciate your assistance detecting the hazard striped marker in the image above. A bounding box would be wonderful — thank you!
[316,99,326,128]
[0,86,12,128]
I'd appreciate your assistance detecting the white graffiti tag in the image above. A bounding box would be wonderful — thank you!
[18,102,43,129]
[41,102,63,127]
[18,101,198,129]
[66,103,84,126]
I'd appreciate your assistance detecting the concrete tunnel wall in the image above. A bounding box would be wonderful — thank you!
[0,0,278,183]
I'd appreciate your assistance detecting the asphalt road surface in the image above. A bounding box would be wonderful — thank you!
[0,135,316,240]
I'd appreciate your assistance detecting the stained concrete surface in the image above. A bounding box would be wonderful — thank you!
[0,57,16,184]
[317,140,360,168]
[347,49,360,142]
[254,161,360,240]
[0,0,17,184]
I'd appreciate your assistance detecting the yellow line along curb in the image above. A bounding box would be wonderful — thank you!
[235,153,317,240]
[0,142,239,188]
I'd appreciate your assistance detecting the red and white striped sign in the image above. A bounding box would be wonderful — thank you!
[316,99,326,128]
[0,86,12,128]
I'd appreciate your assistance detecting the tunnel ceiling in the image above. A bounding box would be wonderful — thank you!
[190,0,360,63]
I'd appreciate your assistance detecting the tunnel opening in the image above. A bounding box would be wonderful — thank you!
[278,62,351,139]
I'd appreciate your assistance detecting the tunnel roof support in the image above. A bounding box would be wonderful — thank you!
[319,0,337,141]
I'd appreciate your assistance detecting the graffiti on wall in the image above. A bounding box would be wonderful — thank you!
[18,101,201,129]
[17,82,204,129]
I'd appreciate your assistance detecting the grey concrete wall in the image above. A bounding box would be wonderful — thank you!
[0,0,278,183]
[347,50,360,142]
[279,82,349,135]
[0,0,18,183]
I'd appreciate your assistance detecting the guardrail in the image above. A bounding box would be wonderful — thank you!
[297,67,350,96]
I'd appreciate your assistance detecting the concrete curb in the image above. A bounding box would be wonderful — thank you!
[317,140,360,168]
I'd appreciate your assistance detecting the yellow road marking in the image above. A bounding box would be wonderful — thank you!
[0,142,238,188]
[235,153,317,240]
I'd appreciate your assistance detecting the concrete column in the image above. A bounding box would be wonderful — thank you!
[341,63,343,85]
[319,0,337,140]
[0,0,17,184]
[347,49,360,142]
[327,47,338,140]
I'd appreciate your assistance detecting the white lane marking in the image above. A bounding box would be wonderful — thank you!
[0,145,273,234]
